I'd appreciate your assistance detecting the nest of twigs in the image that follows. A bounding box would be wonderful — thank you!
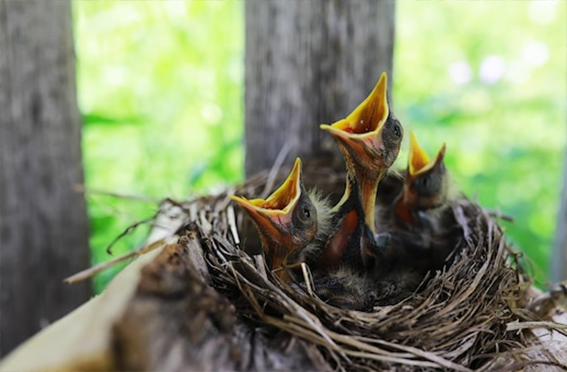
[135,160,565,372]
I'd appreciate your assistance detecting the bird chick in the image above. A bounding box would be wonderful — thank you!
[312,72,403,274]
[310,175,378,272]
[320,72,404,232]
[309,267,375,311]
[370,132,461,304]
[393,131,450,227]
[312,264,426,310]
[231,158,323,282]
[385,131,457,262]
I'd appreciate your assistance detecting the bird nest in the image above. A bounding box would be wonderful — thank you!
[142,163,566,372]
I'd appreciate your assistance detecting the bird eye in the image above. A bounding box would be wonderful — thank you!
[392,123,402,138]
[383,117,403,148]
[293,198,316,229]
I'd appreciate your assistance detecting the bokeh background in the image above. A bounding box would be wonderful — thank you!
[73,1,567,292]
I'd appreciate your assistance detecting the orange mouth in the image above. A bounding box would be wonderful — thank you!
[320,72,389,144]
[231,158,302,215]
[231,158,304,277]
[320,73,392,232]
[408,131,446,178]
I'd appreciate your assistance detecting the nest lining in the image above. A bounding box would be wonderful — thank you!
[155,167,567,372]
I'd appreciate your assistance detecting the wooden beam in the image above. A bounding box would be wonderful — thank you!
[551,148,567,282]
[0,0,90,356]
[244,0,395,176]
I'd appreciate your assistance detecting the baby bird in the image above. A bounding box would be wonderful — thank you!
[382,131,456,262]
[320,72,403,233]
[301,73,405,309]
[370,132,460,304]
[313,72,404,274]
[231,158,331,282]
[311,175,377,272]
[393,131,449,228]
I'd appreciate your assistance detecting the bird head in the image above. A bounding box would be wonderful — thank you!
[403,131,448,210]
[231,158,318,280]
[320,72,403,230]
[320,72,403,178]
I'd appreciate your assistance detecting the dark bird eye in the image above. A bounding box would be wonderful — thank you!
[382,117,403,149]
[392,123,402,138]
[293,197,317,229]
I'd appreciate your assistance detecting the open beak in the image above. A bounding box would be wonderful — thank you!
[320,72,389,173]
[408,131,446,180]
[231,158,302,273]
[395,132,448,223]
[320,73,391,231]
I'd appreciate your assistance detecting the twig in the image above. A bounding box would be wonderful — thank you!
[74,184,160,203]
[226,205,240,245]
[106,215,157,255]
[485,208,515,222]
[506,321,567,331]
[64,238,166,284]
[528,281,567,315]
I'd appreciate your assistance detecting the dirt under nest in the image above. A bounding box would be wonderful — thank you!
[108,163,567,372]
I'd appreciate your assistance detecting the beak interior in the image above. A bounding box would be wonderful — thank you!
[320,72,389,139]
[408,131,431,176]
[262,157,302,212]
[231,157,302,215]
[409,132,446,176]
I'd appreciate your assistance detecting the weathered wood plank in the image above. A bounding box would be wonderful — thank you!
[244,0,396,176]
[0,0,90,356]
[0,235,331,372]
[114,235,331,371]
[551,150,567,282]
[0,244,163,372]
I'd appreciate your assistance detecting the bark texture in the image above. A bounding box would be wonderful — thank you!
[0,0,90,356]
[551,148,567,282]
[245,0,396,176]
[113,237,331,372]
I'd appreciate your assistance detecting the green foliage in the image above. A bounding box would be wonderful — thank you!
[74,1,244,292]
[394,1,567,284]
[74,2,565,292]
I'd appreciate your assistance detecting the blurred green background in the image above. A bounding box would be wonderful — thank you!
[73,1,566,292]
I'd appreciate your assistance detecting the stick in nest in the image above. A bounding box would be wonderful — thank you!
[63,238,167,284]
[527,281,567,317]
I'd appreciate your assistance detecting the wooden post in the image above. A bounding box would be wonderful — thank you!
[550,4,567,282]
[244,0,396,176]
[551,149,567,282]
[0,1,90,356]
